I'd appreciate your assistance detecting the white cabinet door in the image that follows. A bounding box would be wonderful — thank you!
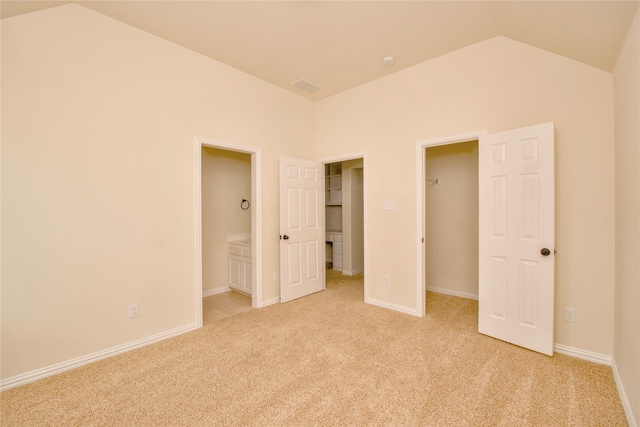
[228,256,243,291]
[333,241,343,271]
[228,244,251,295]
[478,122,555,356]
[242,258,252,295]
[279,157,324,303]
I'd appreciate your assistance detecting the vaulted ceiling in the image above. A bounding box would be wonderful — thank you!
[2,1,638,100]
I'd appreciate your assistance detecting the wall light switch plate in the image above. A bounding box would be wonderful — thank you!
[383,201,396,211]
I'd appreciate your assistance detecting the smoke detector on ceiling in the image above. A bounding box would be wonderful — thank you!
[382,55,395,66]
[290,79,322,93]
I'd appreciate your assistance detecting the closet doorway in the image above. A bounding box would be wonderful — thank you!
[424,141,479,300]
[321,155,367,298]
[416,131,485,317]
[195,137,262,328]
[418,124,556,355]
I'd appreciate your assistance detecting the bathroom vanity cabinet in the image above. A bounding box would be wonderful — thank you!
[228,240,251,295]
[326,232,342,271]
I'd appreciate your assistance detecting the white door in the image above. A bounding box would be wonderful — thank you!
[279,157,325,303]
[478,122,555,356]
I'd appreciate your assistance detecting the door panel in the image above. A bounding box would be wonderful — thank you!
[479,122,555,356]
[287,242,302,285]
[305,240,319,280]
[279,157,324,303]
[243,259,252,295]
[228,257,242,291]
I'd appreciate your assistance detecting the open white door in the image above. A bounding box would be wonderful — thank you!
[279,157,324,303]
[478,122,555,355]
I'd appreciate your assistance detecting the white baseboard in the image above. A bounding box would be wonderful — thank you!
[262,296,280,307]
[203,286,231,297]
[612,358,637,427]
[366,297,418,316]
[529,344,636,425]
[0,322,198,392]
[342,269,363,276]
[553,343,613,365]
[426,286,478,300]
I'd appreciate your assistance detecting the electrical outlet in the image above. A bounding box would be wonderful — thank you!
[383,275,390,286]
[564,307,576,323]
[274,272,279,282]
[129,304,139,319]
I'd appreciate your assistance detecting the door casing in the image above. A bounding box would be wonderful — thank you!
[416,131,487,317]
[195,136,262,328]
[319,152,369,303]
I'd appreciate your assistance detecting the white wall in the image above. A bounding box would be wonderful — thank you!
[1,4,315,380]
[425,141,478,298]
[316,36,616,355]
[325,206,342,232]
[201,148,251,294]
[613,7,640,425]
[341,159,364,275]
[1,2,632,394]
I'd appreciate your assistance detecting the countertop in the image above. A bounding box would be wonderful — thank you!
[229,239,251,246]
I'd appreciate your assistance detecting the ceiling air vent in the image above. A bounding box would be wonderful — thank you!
[290,79,322,93]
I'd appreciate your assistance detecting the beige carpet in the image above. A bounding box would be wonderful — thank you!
[1,271,628,426]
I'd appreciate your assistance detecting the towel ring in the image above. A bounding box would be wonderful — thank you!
[241,199,250,210]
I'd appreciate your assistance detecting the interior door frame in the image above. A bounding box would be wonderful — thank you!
[195,136,263,328]
[415,130,487,317]
[318,152,368,302]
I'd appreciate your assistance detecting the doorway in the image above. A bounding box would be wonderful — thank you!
[417,124,555,355]
[195,137,262,328]
[321,155,367,299]
[416,131,486,317]
[277,155,366,303]
[424,141,479,300]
